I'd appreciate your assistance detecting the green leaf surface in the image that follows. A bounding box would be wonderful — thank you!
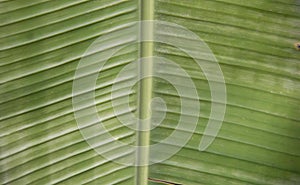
[1,0,138,184]
[149,0,300,184]
[1,0,300,185]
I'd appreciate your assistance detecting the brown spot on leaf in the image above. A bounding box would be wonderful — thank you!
[294,42,300,50]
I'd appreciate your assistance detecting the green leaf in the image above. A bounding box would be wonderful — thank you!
[149,0,300,184]
[1,0,138,184]
[1,0,300,185]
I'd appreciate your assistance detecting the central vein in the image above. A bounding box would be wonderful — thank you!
[135,0,154,184]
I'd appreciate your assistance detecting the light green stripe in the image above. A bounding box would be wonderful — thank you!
[135,0,154,184]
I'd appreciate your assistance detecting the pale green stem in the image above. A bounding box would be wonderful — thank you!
[135,0,154,185]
